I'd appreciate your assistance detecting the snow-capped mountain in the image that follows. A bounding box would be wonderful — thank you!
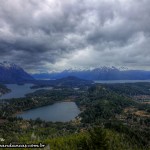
[0,61,19,69]
[0,61,34,83]
[32,66,150,80]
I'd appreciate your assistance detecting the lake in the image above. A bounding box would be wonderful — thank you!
[0,84,52,100]
[17,102,80,122]
[2,80,150,100]
[3,80,148,122]
[0,84,80,122]
[94,80,150,84]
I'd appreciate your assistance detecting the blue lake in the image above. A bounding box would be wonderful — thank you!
[94,80,150,84]
[2,80,148,122]
[0,84,80,122]
[0,84,52,99]
[17,102,80,122]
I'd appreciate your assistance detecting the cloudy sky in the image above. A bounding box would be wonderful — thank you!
[0,0,150,73]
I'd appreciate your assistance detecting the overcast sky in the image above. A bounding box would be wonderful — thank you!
[0,0,150,73]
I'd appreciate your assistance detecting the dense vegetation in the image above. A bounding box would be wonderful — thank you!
[0,82,150,150]
[102,82,150,96]
[77,85,135,122]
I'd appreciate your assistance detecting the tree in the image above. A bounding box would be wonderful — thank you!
[88,127,109,150]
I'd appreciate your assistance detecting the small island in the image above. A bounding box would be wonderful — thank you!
[0,84,11,97]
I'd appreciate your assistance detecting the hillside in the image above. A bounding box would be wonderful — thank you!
[0,83,149,150]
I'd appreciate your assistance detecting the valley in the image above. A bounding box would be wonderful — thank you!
[0,78,150,150]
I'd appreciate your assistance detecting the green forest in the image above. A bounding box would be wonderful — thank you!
[0,82,150,150]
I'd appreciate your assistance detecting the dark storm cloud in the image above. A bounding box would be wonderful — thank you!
[0,0,150,72]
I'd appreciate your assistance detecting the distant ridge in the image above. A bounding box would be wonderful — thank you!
[32,67,150,80]
[0,61,34,83]
[31,76,93,88]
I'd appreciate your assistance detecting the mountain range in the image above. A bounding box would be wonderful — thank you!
[0,61,34,83]
[32,67,150,80]
[1,61,150,83]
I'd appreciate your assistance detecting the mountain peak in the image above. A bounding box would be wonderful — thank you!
[0,62,34,83]
[92,66,119,72]
[0,61,21,70]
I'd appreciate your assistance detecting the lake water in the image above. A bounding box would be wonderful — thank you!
[2,80,149,100]
[0,84,52,100]
[2,80,148,122]
[0,84,80,122]
[94,80,150,84]
[17,102,80,122]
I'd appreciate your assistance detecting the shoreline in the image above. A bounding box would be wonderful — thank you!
[13,99,79,117]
